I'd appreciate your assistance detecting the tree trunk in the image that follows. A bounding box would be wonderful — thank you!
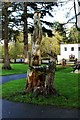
[25,61,56,96]
[2,3,11,70]
[25,11,57,96]
[23,2,28,63]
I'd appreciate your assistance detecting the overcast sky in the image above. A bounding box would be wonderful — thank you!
[36,0,80,30]
[43,0,77,29]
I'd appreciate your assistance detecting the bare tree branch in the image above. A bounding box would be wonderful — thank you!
[74,0,80,31]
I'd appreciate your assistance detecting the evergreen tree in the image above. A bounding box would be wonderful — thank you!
[2,3,11,69]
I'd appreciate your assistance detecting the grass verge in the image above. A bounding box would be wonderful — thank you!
[0,66,79,108]
[0,63,28,76]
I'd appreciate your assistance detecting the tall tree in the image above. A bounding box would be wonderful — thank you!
[2,3,11,69]
[23,2,28,62]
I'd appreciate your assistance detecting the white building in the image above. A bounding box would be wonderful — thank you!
[58,44,80,62]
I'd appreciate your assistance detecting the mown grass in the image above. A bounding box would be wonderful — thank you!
[0,63,28,75]
[0,65,79,108]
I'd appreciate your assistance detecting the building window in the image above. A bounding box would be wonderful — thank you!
[79,47,80,51]
[64,47,67,51]
[71,47,74,51]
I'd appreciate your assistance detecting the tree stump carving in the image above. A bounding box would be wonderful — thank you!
[25,11,56,96]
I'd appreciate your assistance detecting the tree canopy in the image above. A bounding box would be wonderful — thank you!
[68,26,80,43]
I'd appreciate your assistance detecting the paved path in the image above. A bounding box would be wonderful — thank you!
[1,99,79,118]
[0,74,79,119]
[0,73,27,84]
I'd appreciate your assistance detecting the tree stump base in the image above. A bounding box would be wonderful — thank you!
[25,62,57,97]
[2,64,12,70]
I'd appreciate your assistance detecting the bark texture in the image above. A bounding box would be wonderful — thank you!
[2,3,11,70]
[25,11,56,96]
[23,2,28,63]
[26,61,56,96]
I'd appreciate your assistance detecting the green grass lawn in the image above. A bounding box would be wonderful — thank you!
[0,63,28,75]
[0,65,80,108]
